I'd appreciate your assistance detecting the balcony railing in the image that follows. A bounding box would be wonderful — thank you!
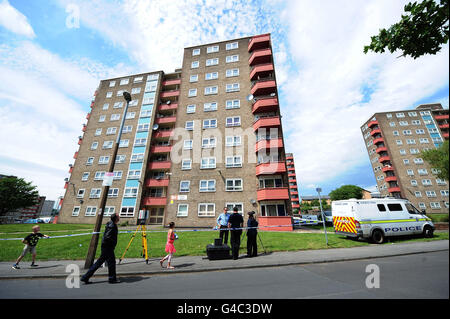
[250,63,274,80]
[253,116,281,131]
[256,161,286,175]
[248,34,271,52]
[160,90,180,98]
[252,97,278,114]
[255,138,283,152]
[250,79,276,96]
[257,187,290,201]
[148,161,171,170]
[155,116,177,125]
[151,145,172,153]
[145,178,170,187]
[143,196,167,206]
[249,48,272,66]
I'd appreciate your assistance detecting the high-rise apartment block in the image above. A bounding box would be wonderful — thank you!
[361,103,449,213]
[286,153,300,211]
[59,34,293,230]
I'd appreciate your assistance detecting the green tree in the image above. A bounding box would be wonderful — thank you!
[329,185,364,201]
[422,140,449,180]
[0,177,39,216]
[364,0,449,59]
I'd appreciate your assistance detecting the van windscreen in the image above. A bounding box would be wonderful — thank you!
[387,203,403,211]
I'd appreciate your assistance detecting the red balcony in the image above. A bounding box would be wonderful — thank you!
[155,116,177,125]
[143,197,167,206]
[151,145,172,153]
[435,114,449,120]
[153,130,174,139]
[249,48,272,66]
[443,132,449,139]
[385,176,397,182]
[257,187,290,201]
[288,173,296,177]
[86,113,91,120]
[252,97,278,114]
[378,156,390,163]
[64,182,68,189]
[439,123,449,129]
[160,90,180,98]
[388,187,401,193]
[255,138,283,152]
[248,34,270,52]
[73,151,78,159]
[158,103,178,112]
[148,161,171,170]
[373,137,384,145]
[68,166,73,173]
[78,138,82,145]
[253,116,281,131]
[290,191,298,195]
[370,129,382,137]
[250,63,274,81]
[382,166,394,173]
[367,120,378,128]
[145,178,170,187]
[292,204,300,209]
[256,161,286,175]
[375,146,387,154]
[250,80,276,96]
[90,101,94,108]
[162,79,181,86]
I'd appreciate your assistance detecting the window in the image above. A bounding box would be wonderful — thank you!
[226,156,242,168]
[119,139,129,148]
[187,104,196,113]
[226,135,241,146]
[104,206,115,217]
[190,74,198,82]
[402,130,412,135]
[115,155,126,164]
[377,204,386,212]
[125,112,136,120]
[419,138,429,144]
[116,90,124,97]
[393,131,399,136]
[137,123,149,132]
[226,42,238,50]
[134,76,143,83]
[411,120,421,125]
[106,127,117,135]
[113,171,123,180]
[205,72,218,80]
[200,157,216,169]
[389,122,396,127]
[226,116,241,127]
[411,180,418,186]
[414,191,422,197]
[134,138,147,146]
[106,92,112,98]
[387,203,403,211]
[102,103,109,110]
[122,125,133,134]
[414,158,424,164]
[396,113,405,118]
[204,102,217,112]
[408,112,417,117]
[95,128,102,136]
[140,109,152,118]
[131,153,144,162]
[72,207,80,216]
[120,78,129,85]
[407,169,414,176]
[86,157,94,165]
[120,206,134,217]
[85,206,97,217]
[226,68,239,77]
[181,159,192,170]
[206,58,219,66]
[127,170,141,179]
[198,203,215,217]
[191,61,199,68]
[422,179,432,186]
[204,86,218,95]
[90,142,98,150]
[98,156,109,165]
[226,55,239,63]
[202,137,216,148]
[76,189,85,198]
[81,172,89,181]
[226,100,240,109]
[416,129,425,134]
[188,89,197,97]
[430,202,441,209]
[226,83,240,92]
[94,171,105,180]
[89,188,101,199]
[192,48,200,56]
[418,168,428,175]
[386,113,392,118]
[108,189,119,198]
[426,191,437,197]
[225,203,243,215]
[199,180,216,192]
[399,121,409,126]
[99,115,106,123]
[109,81,116,87]
[185,121,194,131]
[179,181,190,193]
[207,45,219,53]
[124,187,138,198]
[177,204,189,217]
[226,179,243,191]
[129,99,138,107]
[406,139,416,144]
[183,140,193,150]
[410,148,419,154]
[113,102,123,109]
[441,190,449,196]
[103,141,113,149]
[110,114,120,121]
[203,119,217,129]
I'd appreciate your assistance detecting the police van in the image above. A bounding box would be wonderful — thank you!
[331,198,435,244]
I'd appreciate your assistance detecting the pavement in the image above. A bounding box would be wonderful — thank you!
[0,239,448,280]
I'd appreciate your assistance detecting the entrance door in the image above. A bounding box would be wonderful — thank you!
[149,208,164,225]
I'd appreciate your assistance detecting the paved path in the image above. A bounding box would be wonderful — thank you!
[0,240,447,280]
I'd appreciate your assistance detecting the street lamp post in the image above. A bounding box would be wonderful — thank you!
[316,187,328,246]
[84,91,132,269]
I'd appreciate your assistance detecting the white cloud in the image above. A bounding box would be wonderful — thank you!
[0,0,35,38]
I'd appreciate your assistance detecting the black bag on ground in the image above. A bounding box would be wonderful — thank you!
[206,241,231,260]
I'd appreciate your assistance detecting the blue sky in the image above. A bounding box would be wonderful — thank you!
[0,0,448,201]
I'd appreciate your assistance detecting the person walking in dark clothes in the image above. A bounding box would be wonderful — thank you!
[227,206,243,260]
[246,211,258,257]
[81,213,120,284]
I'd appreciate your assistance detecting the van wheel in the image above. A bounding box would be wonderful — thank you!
[423,225,434,238]
[371,229,385,244]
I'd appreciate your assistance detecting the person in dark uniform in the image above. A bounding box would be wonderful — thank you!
[81,213,120,284]
[246,211,258,257]
[227,206,243,260]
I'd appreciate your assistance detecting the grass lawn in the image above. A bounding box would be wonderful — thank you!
[0,224,447,262]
